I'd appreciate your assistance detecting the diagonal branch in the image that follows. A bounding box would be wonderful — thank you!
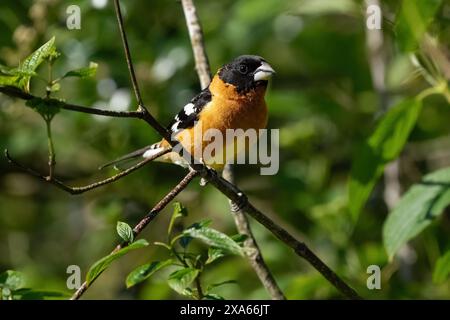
[204,171,362,300]
[70,170,199,300]
[181,0,211,89]
[181,0,285,300]
[0,85,142,118]
[5,148,171,194]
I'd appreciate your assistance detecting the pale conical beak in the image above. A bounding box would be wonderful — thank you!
[254,61,275,81]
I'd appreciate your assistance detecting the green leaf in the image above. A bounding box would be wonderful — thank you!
[167,268,199,296]
[63,62,98,79]
[383,167,450,260]
[0,270,25,290]
[17,37,57,91]
[204,293,225,300]
[126,259,173,288]
[433,250,450,284]
[25,97,62,122]
[207,280,237,291]
[395,0,442,52]
[206,247,226,264]
[231,234,248,244]
[168,202,188,236]
[117,221,134,243]
[0,75,20,86]
[20,37,56,73]
[177,219,212,248]
[12,288,68,300]
[47,82,60,93]
[183,226,244,256]
[86,239,149,285]
[349,98,423,221]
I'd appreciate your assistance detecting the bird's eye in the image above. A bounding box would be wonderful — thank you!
[238,64,248,74]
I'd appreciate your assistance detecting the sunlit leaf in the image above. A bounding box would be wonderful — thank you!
[167,268,199,296]
[63,62,98,79]
[86,239,149,285]
[206,247,226,264]
[17,37,57,91]
[383,167,450,260]
[183,226,244,256]
[116,221,134,243]
[126,259,173,288]
[168,202,188,236]
[0,270,25,290]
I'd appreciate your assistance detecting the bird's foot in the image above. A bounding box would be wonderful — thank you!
[230,192,248,212]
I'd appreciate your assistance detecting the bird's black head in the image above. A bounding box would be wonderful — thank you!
[218,55,275,94]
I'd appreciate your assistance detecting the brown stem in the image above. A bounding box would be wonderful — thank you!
[5,148,170,194]
[181,0,211,90]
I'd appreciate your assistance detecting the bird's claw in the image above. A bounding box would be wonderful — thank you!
[230,192,248,212]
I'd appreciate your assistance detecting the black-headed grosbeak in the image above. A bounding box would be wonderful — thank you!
[104,55,275,172]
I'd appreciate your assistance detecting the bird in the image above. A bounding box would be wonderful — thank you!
[101,55,275,173]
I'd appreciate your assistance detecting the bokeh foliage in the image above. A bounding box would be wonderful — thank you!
[0,0,449,299]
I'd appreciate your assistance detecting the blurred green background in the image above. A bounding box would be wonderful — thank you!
[0,0,449,299]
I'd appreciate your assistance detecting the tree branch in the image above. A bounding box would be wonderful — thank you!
[181,0,211,90]
[70,169,199,300]
[5,148,171,194]
[112,0,172,139]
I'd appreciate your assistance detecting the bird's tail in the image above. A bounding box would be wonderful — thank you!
[99,141,167,170]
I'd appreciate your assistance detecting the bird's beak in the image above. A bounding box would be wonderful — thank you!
[254,61,275,81]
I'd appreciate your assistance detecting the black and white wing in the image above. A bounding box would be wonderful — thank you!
[168,88,212,135]
[99,88,212,170]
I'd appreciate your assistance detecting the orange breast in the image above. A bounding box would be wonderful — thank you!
[161,75,268,170]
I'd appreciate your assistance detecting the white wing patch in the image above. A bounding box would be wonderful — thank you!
[183,103,195,116]
[143,143,164,158]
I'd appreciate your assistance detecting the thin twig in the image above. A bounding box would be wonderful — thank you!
[5,148,171,194]
[70,170,199,300]
[113,0,144,110]
[181,0,211,89]
[0,85,141,118]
